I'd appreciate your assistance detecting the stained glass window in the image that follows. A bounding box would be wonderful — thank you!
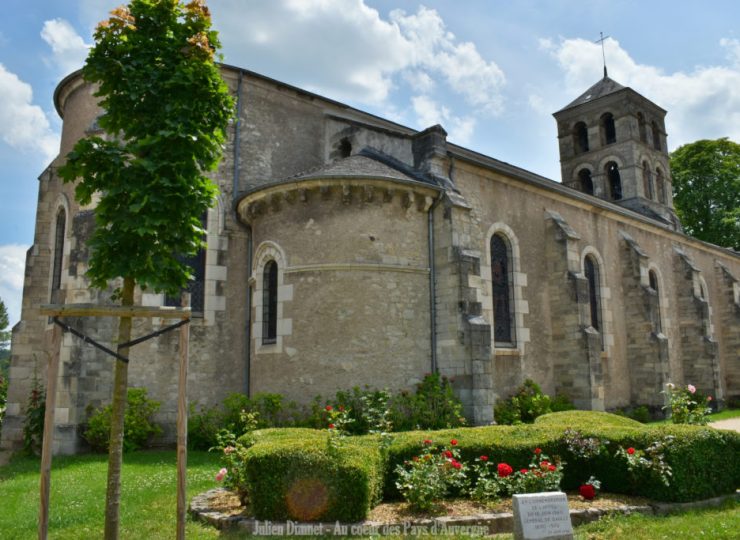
[51,209,65,303]
[584,256,600,331]
[491,234,515,345]
[262,260,278,344]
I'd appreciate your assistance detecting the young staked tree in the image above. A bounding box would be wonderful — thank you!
[58,1,233,537]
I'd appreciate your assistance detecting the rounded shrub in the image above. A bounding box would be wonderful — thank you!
[84,387,162,452]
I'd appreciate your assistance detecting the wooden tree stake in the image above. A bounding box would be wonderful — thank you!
[38,322,62,540]
[176,293,190,540]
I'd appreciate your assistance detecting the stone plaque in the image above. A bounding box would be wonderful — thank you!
[512,492,573,540]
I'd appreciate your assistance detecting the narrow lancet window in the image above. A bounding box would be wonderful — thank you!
[51,208,66,302]
[491,234,515,345]
[606,162,622,200]
[165,213,207,312]
[643,161,654,199]
[262,260,278,344]
[573,122,589,154]
[602,113,616,144]
[649,269,662,333]
[578,169,594,195]
[584,256,601,332]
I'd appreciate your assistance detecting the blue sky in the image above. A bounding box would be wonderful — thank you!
[1,0,739,326]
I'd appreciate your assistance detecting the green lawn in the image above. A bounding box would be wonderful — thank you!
[0,450,222,539]
[1,449,737,539]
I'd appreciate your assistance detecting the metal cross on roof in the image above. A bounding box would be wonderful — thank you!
[596,32,610,78]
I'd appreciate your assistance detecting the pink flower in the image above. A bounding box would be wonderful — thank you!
[627,447,635,455]
[223,446,235,455]
[450,439,458,446]
[687,384,696,394]
[707,396,713,401]
[215,468,227,482]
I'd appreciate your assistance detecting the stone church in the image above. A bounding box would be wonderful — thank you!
[2,63,739,454]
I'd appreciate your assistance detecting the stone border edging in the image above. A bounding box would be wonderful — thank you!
[189,488,739,535]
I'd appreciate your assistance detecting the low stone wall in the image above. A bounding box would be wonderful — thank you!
[189,488,739,535]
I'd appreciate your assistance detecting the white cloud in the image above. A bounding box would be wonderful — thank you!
[0,244,28,327]
[412,95,475,145]
[213,0,505,114]
[544,37,740,149]
[41,18,90,75]
[0,64,58,161]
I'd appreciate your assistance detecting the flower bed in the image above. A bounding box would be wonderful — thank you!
[218,411,740,522]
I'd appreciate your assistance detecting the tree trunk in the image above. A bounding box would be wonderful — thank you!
[103,277,135,540]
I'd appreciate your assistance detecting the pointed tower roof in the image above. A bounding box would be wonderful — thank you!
[557,76,626,112]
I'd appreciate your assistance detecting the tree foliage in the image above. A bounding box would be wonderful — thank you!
[0,297,9,348]
[670,138,740,250]
[58,0,234,297]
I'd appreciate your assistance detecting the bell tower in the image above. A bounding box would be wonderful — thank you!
[553,75,681,230]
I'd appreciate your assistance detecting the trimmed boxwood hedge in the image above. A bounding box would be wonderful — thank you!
[238,429,384,522]
[233,412,740,522]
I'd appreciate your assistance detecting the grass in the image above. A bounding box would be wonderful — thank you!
[0,450,222,539]
[1,447,737,539]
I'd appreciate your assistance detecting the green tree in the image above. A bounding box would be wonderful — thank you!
[670,138,740,250]
[58,1,233,537]
[0,297,9,350]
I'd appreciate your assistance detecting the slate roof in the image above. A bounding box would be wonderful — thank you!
[279,148,440,188]
[557,76,626,112]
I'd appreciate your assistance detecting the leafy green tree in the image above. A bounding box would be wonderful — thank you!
[58,1,233,537]
[670,138,740,250]
[0,297,9,350]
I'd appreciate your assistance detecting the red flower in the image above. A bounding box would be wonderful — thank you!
[548,465,556,472]
[540,460,550,469]
[627,447,635,455]
[325,405,332,411]
[534,448,542,455]
[412,456,419,462]
[423,439,433,446]
[520,469,528,474]
[444,450,453,458]
[480,455,489,461]
[328,423,335,429]
[497,463,513,478]
[450,439,458,446]
[579,484,596,500]
[451,460,462,470]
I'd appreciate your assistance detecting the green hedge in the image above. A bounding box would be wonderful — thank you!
[231,413,740,522]
[239,429,385,522]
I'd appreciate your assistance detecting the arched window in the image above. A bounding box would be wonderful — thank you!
[637,112,647,143]
[648,269,662,333]
[642,161,654,199]
[262,260,278,344]
[490,234,515,345]
[651,121,661,151]
[606,162,622,200]
[584,255,601,332]
[339,138,352,158]
[655,168,666,204]
[51,208,66,302]
[578,169,594,195]
[602,112,616,145]
[165,212,207,312]
[573,122,589,154]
